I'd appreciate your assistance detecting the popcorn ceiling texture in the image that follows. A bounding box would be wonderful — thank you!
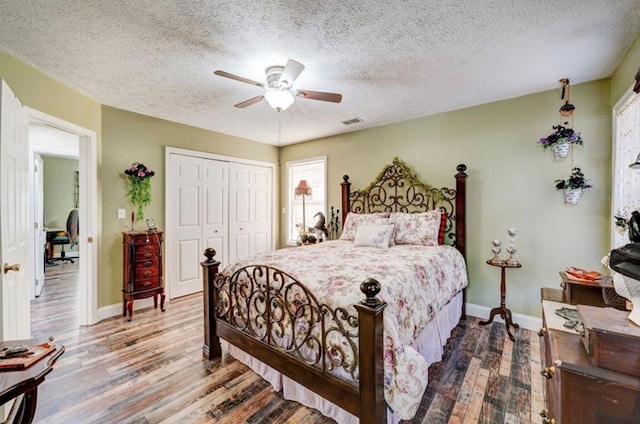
[0,1,638,145]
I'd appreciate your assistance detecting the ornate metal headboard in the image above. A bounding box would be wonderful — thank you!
[340,157,468,257]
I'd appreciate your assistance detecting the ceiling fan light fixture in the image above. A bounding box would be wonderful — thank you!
[264,89,294,112]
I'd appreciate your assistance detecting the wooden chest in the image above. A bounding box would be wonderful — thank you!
[540,292,640,423]
[559,271,626,309]
[122,231,165,321]
[578,304,640,377]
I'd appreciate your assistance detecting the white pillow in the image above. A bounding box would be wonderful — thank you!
[340,212,391,241]
[392,210,441,246]
[353,224,395,248]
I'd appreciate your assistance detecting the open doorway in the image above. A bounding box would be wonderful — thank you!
[27,108,99,328]
[31,123,79,298]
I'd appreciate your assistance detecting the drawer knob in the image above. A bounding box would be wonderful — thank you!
[144,252,153,258]
[143,271,152,277]
[143,281,152,287]
[143,261,153,267]
[540,366,555,379]
[537,328,546,337]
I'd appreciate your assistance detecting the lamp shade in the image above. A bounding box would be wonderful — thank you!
[295,180,312,196]
[264,89,295,111]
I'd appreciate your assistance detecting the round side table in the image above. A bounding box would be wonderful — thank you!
[479,260,521,341]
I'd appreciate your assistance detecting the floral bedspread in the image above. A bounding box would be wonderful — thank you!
[223,240,468,420]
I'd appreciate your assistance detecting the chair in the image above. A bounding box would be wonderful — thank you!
[52,209,79,263]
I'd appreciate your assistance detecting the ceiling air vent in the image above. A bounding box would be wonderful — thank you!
[341,117,363,126]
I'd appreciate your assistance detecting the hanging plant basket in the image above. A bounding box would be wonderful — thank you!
[552,142,570,159]
[124,162,155,221]
[555,167,591,205]
[538,123,583,158]
[563,188,583,205]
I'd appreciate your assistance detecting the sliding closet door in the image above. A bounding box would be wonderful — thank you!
[228,163,272,264]
[169,154,228,298]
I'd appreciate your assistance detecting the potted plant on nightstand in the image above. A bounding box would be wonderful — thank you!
[555,167,592,204]
[539,123,583,159]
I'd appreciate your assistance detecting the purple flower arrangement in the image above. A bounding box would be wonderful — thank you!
[539,123,583,149]
[554,167,592,191]
[124,162,155,181]
[124,162,155,221]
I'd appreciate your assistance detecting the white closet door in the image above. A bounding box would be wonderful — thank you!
[169,155,229,298]
[202,159,228,268]
[229,162,272,264]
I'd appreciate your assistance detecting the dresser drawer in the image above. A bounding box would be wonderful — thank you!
[134,248,159,261]
[135,255,159,269]
[135,267,159,280]
[134,278,161,292]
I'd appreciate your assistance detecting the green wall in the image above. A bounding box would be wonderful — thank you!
[280,79,612,317]
[43,157,79,254]
[100,106,278,305]
[3,31,640,317]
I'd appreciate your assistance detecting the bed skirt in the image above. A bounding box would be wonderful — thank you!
[227,291,463,423]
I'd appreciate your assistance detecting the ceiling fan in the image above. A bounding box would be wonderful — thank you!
[214,59,342,112]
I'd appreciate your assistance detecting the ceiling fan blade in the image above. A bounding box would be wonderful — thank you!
[234,95,264,108]
[214,70,265,88]
[296,89,342,103]
[279,60,305,87]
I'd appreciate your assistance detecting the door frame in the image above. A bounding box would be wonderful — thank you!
[26,107,99,326]
[164,146,277,300]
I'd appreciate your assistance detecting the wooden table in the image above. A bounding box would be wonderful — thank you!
[0,339,65,423]
[479,260,521,341]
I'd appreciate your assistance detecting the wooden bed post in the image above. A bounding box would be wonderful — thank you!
[201,247,221,360]
[354,278,387,424]
[341,175,351,227]
[455,164,468,320]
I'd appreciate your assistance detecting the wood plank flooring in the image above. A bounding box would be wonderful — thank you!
[30,262,544,423]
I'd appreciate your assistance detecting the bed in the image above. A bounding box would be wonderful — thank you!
[200,158,469,423]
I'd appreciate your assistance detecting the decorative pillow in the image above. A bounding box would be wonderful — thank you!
[340,212,391,241]
[438,211,447,245]
[353,224,395,248]
[392,210,442,246]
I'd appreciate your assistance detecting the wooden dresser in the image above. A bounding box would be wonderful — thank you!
[539,288,640,423]
[122,231,165,321]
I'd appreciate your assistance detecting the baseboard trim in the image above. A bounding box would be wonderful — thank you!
[466,302,541,331]
[97,298,166,322]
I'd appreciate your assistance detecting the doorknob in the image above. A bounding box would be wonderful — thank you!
[87,237,94,243]
[3,263,20,274]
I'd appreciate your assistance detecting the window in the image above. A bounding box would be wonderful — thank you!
[613,91,640,248]
[286,157,326,245]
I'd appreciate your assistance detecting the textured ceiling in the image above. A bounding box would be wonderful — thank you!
[1,1,639,146]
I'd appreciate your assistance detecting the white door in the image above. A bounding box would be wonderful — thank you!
[33,152,45,297]
[203,159,228,268]
[229,163,272,264]
[0,79,31,341]
[168,154,228,298]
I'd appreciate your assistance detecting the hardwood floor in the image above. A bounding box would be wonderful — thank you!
[31,262,544,423]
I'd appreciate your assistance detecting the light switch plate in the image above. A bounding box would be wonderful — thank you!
[117,208,126,219]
